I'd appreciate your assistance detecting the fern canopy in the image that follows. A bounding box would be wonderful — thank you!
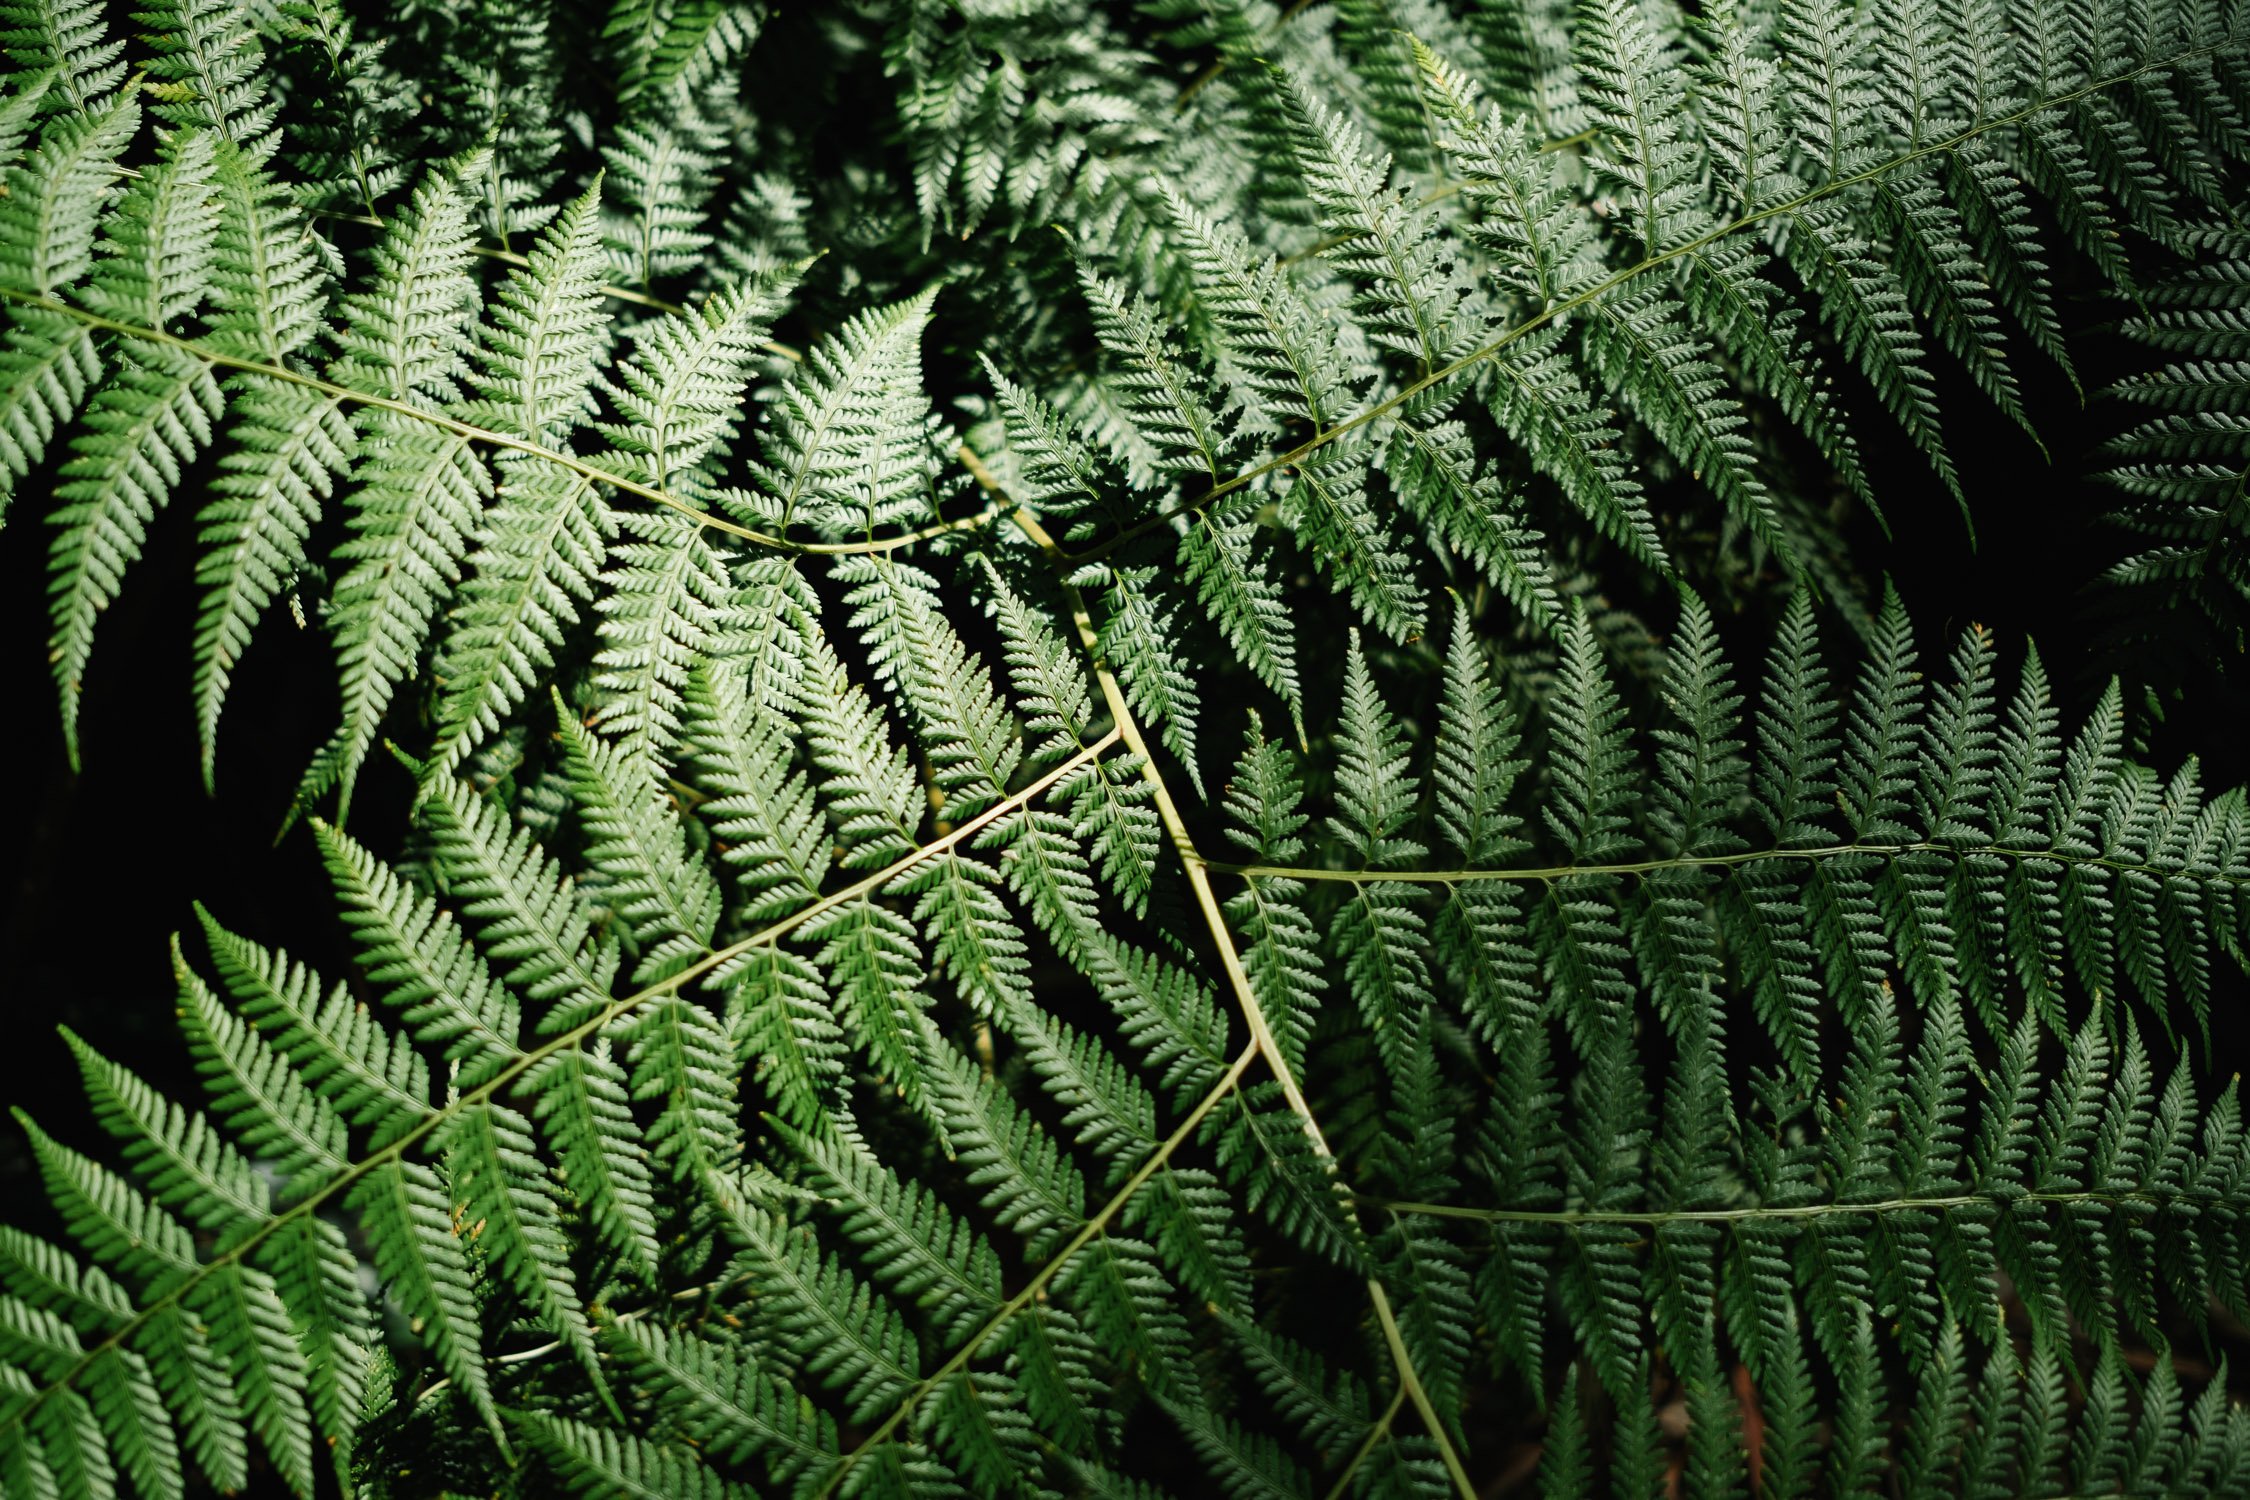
[0,0,2248,1497]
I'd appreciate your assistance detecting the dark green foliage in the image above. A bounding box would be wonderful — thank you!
[0,0,2248,1496]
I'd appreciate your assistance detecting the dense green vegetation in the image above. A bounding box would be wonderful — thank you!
[0,0,2247,1495]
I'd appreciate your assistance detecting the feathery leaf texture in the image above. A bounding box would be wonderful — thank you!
[0,1,2249,1497]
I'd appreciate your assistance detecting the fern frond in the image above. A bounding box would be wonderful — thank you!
[747,286,937,539]
[430,187,615,771]
[0,7,2248,1496]
[606,1319,842,1489]
[515,1410,735,1500]
[1280,76,1468,372]
[554,696,721,984]
[306,162,487,813]
[0,0,122,111]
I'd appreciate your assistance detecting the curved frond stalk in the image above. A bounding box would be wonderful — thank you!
[0,727,1119,1492]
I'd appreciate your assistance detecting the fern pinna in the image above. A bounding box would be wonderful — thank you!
[0,0,2248,1497]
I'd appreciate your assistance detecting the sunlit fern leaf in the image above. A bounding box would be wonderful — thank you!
[35,121,223,760]
[1385,400,1560,628]
[0,301,101,519]
[45,342,224,763]
[1223,712,1326,1072]
[0,102,140,535]
[61,1030,269,1233]
[591,508,735,773]
[994,802,1103,967]
[1077,261,1231,482]
[1868,163,2035,440]
[0,5,2247,1496]
[1160,181,1350,432]
[137,0,278,162]
[604,0,762,110]
[1180,492,1303,735]
[1573,0,1701,257]
[746,286,938,539]
[1327,635,1435,1077]
[194,905,432,1143]
[1277,439,1425,643]
[782,1121,1007,1347]
[426,6,564,244]
[4,1114,289,1492]
[841,555,1023,820]
[999,998,1161,1182]
[1772,199,1964,516]
[201,141,327,367]
[600,70,737,292]
[1486,326,1668,572]
[795,619,925,868]
[727,945,847,1132]
[586,300,792,765]
[417,772,620,1025]
[1205,1081,1369,1273]
[982,352,1110,518]
[1280,74,1469,374]
[1580,280,1786,557]
[0,0,122,112]
[303,162,487,815]
[313,818,526,1088]
[681,655,826,920]
[707,1191,922,1426]
[272,0,408,218]
[173,952,348,1190]
[431,186,615,772]
[1059,1229,1199,1402]
[348,1161,502,1446]
[231,1230,366,1482]
[0,70,130,272]
[1079,559,1204,789]
[553,695,721,985]
[190,374,354,788]
[523,1035,665,1281]
[1676,234,1875,510]
[806,892,932,1107]
[625,994,742,1186]
[923,1025,1089,1261]
[974,554,1097,770]
[1416,40,1595,311]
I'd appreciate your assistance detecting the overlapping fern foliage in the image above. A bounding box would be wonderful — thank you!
[0,0,2248,1496]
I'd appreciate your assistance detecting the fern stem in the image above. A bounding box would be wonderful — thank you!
[1322,1383,1407,1500]
[0,290,978,555]
[1067,34,2248,567]
[1366,1277,1474,1491]
[1002,497,1481,1500]
[817,1039,1263,1496]
[0,732,1119,1449]
[1200,841,2250,886]
[1003,502,1313,1117]
[1363,1188,2227,1225]
[410,1269,752,1409]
